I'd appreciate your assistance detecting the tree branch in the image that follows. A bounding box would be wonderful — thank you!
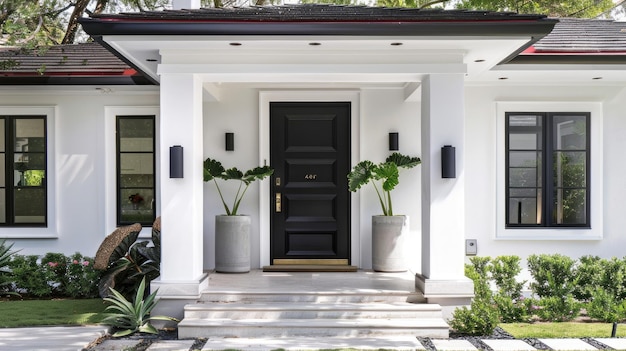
[419,0,448,9]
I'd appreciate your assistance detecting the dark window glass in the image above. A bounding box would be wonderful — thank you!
[506,112,589,228]
[0,116,47,226]
[116,116,155,226]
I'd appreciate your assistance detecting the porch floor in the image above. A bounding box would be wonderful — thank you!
[203,269,419,294]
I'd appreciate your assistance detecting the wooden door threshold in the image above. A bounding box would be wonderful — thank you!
[263,264,358,272]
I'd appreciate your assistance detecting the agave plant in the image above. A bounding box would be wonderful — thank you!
[348,152,421,216]
[0,239,19,296]
[203,158,274,216]
[102,277,178,337]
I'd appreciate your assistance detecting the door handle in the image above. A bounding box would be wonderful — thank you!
[275,192,281,213]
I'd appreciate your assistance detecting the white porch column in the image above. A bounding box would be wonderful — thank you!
[416,74,473,317]
[151,73,208,323]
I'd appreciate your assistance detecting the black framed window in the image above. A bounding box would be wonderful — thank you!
[116,116,155,226]
[0,116,47,227]
[506,112,590,228]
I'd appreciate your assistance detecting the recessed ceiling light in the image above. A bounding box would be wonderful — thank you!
[474,59,485,63]
[229,42,242,46]
[146,58,157,62]
[309,42,321,46]
[498,77,509,80]
[390,42,403,46]
[592,77,603,80]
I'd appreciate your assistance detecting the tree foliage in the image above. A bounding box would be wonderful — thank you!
[0,0,622,48]
[454,0,615,18]
[0,0,169,47]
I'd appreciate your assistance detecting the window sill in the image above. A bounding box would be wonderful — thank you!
[496,228,602,241]
[0,234,58,239]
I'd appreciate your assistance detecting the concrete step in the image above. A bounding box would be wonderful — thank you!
[199,336,425,351]
[177,318,449,339]
[184,302,443,319]
[199,291,422,303]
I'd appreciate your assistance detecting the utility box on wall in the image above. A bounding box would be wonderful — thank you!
[465,239,477,256]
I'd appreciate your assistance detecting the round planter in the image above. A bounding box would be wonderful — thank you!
[215,215,251,273]
[372,215,409,272]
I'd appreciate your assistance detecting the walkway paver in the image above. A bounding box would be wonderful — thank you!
[200,336,425,351]
[147,340,196,351]
[594,338,626,350]
[481,339,536,351]
[539,338,597,351]
[0,326,109,351]
[430,339,477,351]
[90,339,142,350]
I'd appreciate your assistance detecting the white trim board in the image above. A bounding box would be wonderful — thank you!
[104,106,160,239]
[494,101,603,240]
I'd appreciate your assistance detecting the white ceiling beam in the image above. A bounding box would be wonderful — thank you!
[157,63,466,84]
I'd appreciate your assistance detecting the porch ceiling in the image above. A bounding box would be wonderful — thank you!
[102,35,533,86]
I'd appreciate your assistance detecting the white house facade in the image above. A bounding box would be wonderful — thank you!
[1,4,625,322]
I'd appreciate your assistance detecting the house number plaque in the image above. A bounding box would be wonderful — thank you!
[304,174,317,180]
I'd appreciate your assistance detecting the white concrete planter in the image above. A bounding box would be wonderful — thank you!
[215,215,251,273]
[372,215,409,272]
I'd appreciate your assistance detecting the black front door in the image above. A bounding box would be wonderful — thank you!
[270,102,351,263]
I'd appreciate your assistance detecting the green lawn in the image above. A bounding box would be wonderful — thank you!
[0,298,107,328]
[501,322,626,338]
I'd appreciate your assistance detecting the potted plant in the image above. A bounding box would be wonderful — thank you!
[348,152,421,272]
[203,158,273,273]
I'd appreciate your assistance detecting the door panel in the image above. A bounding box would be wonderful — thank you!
[270,102,351,262]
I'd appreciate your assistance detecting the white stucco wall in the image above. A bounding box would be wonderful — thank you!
[4,82,624,276]
[464,84,626,265]
[0,87,159,257]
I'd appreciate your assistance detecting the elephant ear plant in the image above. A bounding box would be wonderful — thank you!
[348,152,421,216]
[203,158,274,215]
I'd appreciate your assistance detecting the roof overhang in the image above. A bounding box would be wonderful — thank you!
[80,8,557,88]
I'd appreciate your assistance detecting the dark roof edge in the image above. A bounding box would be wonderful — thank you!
[497,37,542,65]
[0,75,154,85]
[506,54,626,65]
[80,19,557,38]
[92,37,159,85]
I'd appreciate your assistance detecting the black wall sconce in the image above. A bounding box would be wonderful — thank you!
[225,132,234,151]
[389,132,399,151]
[170,145,184,178]
[442,145,456,178]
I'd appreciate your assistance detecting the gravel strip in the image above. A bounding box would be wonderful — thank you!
[582,337,613,350]
[523,338,552,350]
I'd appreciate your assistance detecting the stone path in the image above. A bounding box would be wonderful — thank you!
[90,336,621,351]
[0,327,623,351]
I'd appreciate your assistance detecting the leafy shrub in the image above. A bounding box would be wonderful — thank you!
[5,251,100,299]
[527,254,581,321]
[449,257,499,335]
[102,277,177,337]
[66,253,101,298]
[587,287,626,323]
[535,294,581,322]
[9,255,53,297]
[574,255,603,301]
[491,255,530,322]
[527,254,578,298]
[597,257,626,300]
[41,252,69,295]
